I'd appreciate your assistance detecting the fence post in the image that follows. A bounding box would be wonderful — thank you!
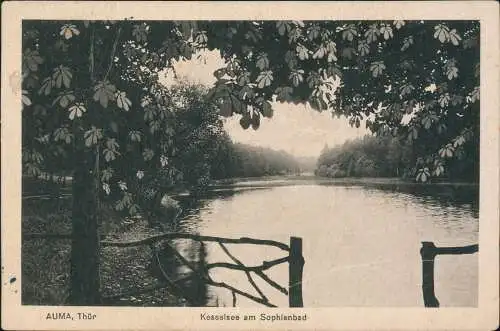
[420,241,439,307]
[289,236,304,307]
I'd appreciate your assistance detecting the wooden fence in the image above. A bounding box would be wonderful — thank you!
[24,231,304,307]
[26,232,479,307]
[100,234,304,307]
[420,241,478,307]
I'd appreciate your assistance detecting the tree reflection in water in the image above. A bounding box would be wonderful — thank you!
[149,189,240,307]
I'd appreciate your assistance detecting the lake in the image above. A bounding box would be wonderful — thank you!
[166,177,479,308]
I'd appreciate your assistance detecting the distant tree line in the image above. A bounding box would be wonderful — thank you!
[315,135,412,178]
[315,134,478,183]
[211,137,303,179]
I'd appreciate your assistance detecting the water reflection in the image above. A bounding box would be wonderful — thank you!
[152,179,479,307]
[318,182,479,212]
[150,234,208,306]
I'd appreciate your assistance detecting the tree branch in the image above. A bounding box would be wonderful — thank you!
[218,242,268,301]
[205,278,277,308]
[101,232,290,251]
[89,25,95,81]
[103,26,122,82]
[254,269,288,295]
[434,244,478,255]
[206,256,289,272]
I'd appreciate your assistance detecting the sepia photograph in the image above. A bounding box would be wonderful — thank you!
[2,1,499,330]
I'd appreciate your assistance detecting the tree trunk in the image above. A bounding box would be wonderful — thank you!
[69,136,101,305]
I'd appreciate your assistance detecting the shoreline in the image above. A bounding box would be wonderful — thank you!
[21,175,479,200]
[210,175,479,189]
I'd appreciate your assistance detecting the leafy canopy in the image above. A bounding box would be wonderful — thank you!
[22,19,479,217]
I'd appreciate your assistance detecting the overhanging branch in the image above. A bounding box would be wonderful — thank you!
[103,25,122,82]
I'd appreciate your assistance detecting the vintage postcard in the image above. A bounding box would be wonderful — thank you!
[1,1,499,330]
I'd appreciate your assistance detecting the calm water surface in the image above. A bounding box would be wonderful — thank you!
[170,179,479,307]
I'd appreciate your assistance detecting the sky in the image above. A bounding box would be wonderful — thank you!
[161,50,368,158]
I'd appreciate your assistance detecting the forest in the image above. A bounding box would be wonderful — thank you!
[316,135,412,178]
[315,133,478,182]
[211,141,305,179]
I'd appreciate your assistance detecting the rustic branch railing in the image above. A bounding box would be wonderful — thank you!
[23,231,303,307]
[99,233,303,307]
[420,241,478,308]
[26,232,479,308]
